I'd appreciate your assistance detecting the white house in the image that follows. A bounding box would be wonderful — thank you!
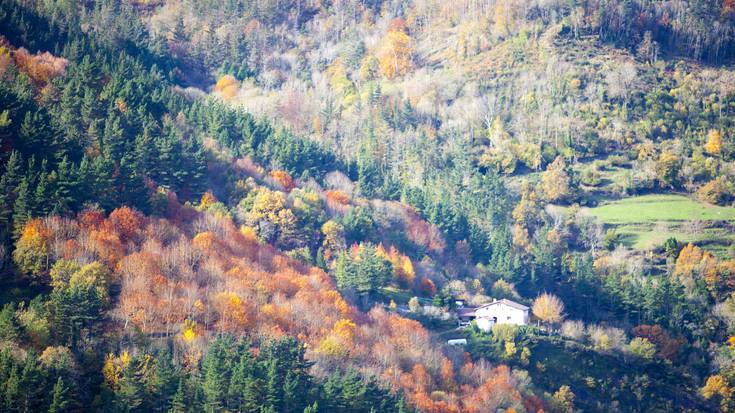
[474,299,529,332]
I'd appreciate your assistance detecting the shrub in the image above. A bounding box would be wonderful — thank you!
[628,337,656,359]
[561,320,586,341]
[697,177,734,205]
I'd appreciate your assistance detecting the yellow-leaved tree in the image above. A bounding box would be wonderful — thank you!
[701,374,734,411]
[214,74,239,101]
[376,19,413,79]
[532,293,564,328]
[541,156,574,203]
[704,129,723,156]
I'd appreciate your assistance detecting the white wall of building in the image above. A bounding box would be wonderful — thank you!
[476,317,495,333]
[476,303,528,326]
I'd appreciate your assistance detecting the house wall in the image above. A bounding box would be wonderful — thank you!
[476,303,528,326]
[476,317,495,333]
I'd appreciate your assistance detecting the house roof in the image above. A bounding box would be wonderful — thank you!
[457,308,477,317]
[477,298,529,311]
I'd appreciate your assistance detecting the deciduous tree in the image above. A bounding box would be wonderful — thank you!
[532,293,564,328]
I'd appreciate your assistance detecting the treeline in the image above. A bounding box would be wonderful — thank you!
[597,0,735,63]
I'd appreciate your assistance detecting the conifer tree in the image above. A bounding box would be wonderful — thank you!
[114,364,144,413]
[169,378,187,413]
[12,176,34,240]
[0,151,22,230]
[0,304,19,342]
[48,377,70,413]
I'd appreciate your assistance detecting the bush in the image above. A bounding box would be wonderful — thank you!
[697,177,734,205]
[561,320,586,341]
[628,337,656,359]
[587,325,626,352]
[581,168,602,186]
[491,323,520,342]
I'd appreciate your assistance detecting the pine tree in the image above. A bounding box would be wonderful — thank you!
[33,166,53,217]
[180,138,207,200]
[48,377,70,413]
[90,155,115,210]
[12,176,34,240]
[80,87,98,127]
[4,367,20,412]
[149,351,178,413]
[0,304,19,342]
[116,154,149,212]
[169,378,187,413]
[133,129,158,180]
[18,111,44,156]
[227,347,260,412]
[102,114,126,163]
[264,357,282,412]
[55,83,82,158]
[18,353,43,412]
[0,151,22,231]
[202,337,235,413]
[114,363,144,413]
[52,157,76,214]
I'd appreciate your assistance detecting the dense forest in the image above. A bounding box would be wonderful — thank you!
[0,0,735,412]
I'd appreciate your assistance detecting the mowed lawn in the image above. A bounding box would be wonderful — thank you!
[554,194,735,252]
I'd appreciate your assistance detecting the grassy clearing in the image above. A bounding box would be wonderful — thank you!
[583,194,735,224]
[553,194,735,253]
[378,286,413,305]
[614,224,735,253]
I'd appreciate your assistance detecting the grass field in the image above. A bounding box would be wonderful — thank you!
[584,194,735,224]
[553,194,735,253]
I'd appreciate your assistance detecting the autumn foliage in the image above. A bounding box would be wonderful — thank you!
[632,324,682,361]
[376,18,413,79]
[20,204,537,412]
[13,218,52,280]
[269,169,295,192]
[11,46,68,86]
[675,243,735,299]
[214,74,239,100]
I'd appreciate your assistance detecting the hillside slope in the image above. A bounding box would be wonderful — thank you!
[1,0,735,412]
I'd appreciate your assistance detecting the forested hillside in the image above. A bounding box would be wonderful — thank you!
[0,0,734,412]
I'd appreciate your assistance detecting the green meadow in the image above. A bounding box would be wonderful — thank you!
[554,194,735,253]
[584,194,735,224]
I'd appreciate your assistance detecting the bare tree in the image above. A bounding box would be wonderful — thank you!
[605,60,638,110]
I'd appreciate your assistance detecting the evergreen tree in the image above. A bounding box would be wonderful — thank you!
[48,377,70,413]
[4,367,20,412]
[0,151,23,228]
[18,353,43,412]
[12,176,34,240]
[227,346,260,412]
[52,157,76,214]
[0,304,18,342]
[113,364,144,413]
[18,111,46,157]
[202,337,236,412]
[33,166,53,217]
[148,350,178,413]
[168,378,187,413]
[102,113,126,163]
